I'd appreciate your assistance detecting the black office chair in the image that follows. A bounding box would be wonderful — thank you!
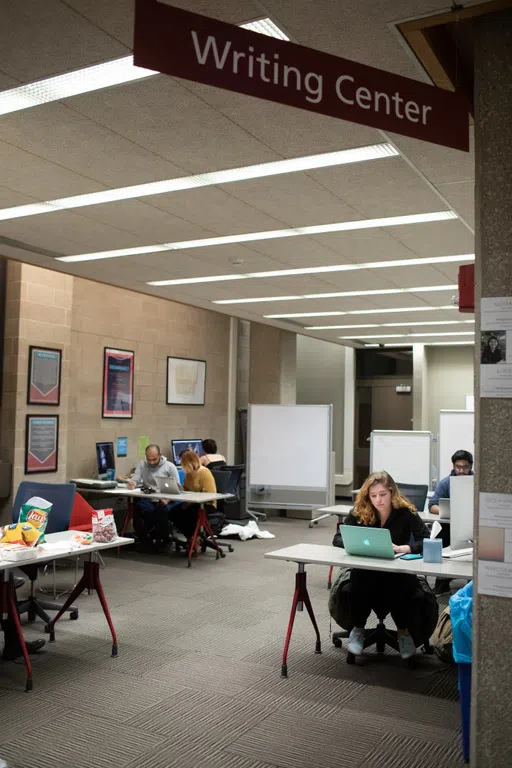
[397,483,429,513]
[216,464,244,520]
[12,481,79,624]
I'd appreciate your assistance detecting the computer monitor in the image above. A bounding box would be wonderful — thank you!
[171,439,203,465]
[96,441,115,478]
[449,475,474,549]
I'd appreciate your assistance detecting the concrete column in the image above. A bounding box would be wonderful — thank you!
[279,330,296,405]
[412,343,427,430]
[472,10,512,766]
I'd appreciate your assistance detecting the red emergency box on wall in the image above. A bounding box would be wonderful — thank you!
[458,264,474,313]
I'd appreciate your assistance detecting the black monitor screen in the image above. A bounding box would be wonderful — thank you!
[96,442,115,476]
[171,439,203,465]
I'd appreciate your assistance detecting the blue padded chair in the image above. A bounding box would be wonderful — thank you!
[12,481,78,624]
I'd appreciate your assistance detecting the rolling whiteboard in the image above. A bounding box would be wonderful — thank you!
[370,430,432,487]
[247,404,332,508]
[439,410,475,478]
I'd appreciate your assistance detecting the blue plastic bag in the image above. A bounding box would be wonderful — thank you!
[449,581,473,663]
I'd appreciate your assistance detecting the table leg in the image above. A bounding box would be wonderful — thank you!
[281,563,322,678]
[119,498,134,554]
[45,557,118,657]
[1,573,33,692]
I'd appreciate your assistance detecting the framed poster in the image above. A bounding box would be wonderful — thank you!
[102,348,134,418]
[25,415,59,474]
[166,356,206,405]
[27,346,62,406]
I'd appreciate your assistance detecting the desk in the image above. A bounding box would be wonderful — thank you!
[264,542,472,677]
[73,484,231,566]
[0,531,132,691]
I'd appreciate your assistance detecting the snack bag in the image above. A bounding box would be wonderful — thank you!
[19,496,52,545]
[92,509,117,543]
[0,523,26,546]
[72,532,93,546]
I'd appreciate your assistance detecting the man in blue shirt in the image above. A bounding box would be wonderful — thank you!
[429,449,473,594]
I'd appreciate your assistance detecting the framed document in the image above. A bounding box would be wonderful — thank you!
[166,356,206,405]
[102,348,134,418]
[27,346,62,406]
[25,415,59,474]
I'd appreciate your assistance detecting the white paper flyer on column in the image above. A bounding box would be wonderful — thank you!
[480,297,512,397]
[478,492,512,597]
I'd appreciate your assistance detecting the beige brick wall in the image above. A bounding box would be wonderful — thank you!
[67,275,230,478]
[1,261,231,501]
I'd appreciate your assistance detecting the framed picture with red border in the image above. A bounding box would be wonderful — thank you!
[102,347,134,419]
[25,415,59,474]
[27,345,62,406]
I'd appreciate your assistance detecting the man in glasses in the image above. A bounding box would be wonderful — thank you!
[428,449,474,594]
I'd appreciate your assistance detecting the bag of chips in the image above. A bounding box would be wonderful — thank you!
[18,496,52,545]
[92,509,117,543]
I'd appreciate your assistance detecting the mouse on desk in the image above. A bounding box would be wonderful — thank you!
[139,484,154,494]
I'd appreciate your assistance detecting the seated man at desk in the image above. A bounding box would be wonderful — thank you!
[199,439,226,470]
[428,449,473,594]
[333,471,430,660]
[128,444,180,550]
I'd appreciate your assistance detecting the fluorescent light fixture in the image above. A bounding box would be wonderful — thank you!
[0,143,398,222]
[151,274,247,287]
[306,320,474,330]
[383,341,474,347]
[214,295,303,304]
[0,56,156,118]
[303,284,457,300]
[339,331,475,339]
[150,255,471,289]
[215,287,454,305]
[266,304,458,319]
[58,211,457,263]
[363,344,380,348]
[239,17,290,40]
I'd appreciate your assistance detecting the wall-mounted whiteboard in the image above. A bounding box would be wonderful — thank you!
[439,410,474,479]
[247,404,333,509]
[370,430,432,487]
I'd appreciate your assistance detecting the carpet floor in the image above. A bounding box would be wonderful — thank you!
[0,518,465,768]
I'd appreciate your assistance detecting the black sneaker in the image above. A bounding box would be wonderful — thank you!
[433,578,452,596]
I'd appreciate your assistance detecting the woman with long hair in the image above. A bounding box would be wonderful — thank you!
[170,449,225,547]
[333,471,430,659]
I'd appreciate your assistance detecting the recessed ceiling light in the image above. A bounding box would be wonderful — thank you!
[214,285,456,305]
[214,295,303,304]
[239,17,290,40]
[305,320,474,330]
[0,56,156,118]
[151,274,247,286]
[0,143,398,222]
[339,330,475,339]
[266,305,458,319]
[383,341,474,347]
[58,211,457,263]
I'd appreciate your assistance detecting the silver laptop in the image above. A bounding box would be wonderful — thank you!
[438,498,451,519]
[155,476,181,494]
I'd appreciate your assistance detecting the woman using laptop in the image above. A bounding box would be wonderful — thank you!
[170,449,225,549]
[333,471,430,660]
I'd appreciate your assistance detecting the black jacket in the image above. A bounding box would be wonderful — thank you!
[332,506,430,555]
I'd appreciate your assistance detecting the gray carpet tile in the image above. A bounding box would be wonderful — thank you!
[0,518,464,768]
[226,709,385,768]
[358,732,466,768]
[0,709,165,768]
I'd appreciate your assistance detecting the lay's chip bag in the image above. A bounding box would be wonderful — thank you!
[18,496,52,546]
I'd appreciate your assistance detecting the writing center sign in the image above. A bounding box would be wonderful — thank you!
[134,0,469,151]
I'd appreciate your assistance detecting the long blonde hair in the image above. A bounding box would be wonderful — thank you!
[354,471,416,525]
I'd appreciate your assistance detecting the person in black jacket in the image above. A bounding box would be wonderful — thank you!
[333,470,430,660]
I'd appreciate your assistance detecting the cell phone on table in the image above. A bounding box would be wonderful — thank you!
[400,553,422,560]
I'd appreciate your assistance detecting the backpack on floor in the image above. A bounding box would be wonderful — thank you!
[432,605,453,664]
[328,568,353,630]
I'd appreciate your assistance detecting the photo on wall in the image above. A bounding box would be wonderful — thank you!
[102,348,134,418]
[166,356,206,405]
[25,415,59,474]
[481,331,506,365]
[27,346,62,406]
